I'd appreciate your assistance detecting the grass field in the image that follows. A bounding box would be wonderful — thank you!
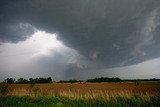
[0,81,160,106]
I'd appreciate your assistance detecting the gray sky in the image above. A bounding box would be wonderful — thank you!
[0,0,160,81]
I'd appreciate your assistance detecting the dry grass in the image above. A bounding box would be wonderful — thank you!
[1,81,160,99]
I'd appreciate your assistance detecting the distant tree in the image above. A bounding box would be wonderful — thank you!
[69,80,77,84]
[16,78,29,84]
[150,78,156,81]
[86,77,121,83]
[3,78,15,84]
[17,78,24,83]
[22,79,29,84]
[58,80,81,83]
[2,77,53,84]
[47,77,52,83]
[29,78,35,84]
[29,77,53,83]
[113,77,121,83]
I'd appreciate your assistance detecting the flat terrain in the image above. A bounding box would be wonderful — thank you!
[0,82,160,107]
[1,81,160,97]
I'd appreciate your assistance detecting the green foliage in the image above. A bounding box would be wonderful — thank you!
[58,80,83,83]
[2,77,160,84]
[123,78,160,82]
[30,77,52,83]
[16,78,29,84]
[2,77,53,84]
[3,78,15,84]
[86,77,121,83]
[0,95,160,107]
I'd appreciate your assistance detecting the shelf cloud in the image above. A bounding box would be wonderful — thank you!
[0,0,160,80]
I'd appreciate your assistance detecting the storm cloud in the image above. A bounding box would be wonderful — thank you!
[0,0,160,80]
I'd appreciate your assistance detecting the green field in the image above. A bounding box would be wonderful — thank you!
[0,95,160,107]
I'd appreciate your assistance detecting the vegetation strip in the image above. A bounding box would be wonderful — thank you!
[0,95,160,107]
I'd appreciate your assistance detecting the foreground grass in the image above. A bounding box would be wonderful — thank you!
[0,95,160,107]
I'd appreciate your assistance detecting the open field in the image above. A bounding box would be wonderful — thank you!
[0,81,160,106]
[2,82,160,97]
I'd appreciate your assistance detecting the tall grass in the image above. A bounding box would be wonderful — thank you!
[0,94,160,107]
[0,82,160,106]
[0,84,9,96]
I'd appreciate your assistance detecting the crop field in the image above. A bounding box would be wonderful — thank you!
[1,82,160,97]
[0,82,160,107]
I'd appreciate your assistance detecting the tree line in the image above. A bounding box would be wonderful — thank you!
[1,77,160,84]
[3,77,52,84]
[86,77,121,83]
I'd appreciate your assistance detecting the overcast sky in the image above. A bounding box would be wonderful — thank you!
[0,0,160,81]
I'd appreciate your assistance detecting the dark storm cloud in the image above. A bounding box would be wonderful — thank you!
[0,0,160,67]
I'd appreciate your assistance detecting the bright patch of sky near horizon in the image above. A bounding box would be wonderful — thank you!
[0,30,160,81]
[0,31,87,80]
[0,31,66,80]
[0,31,62,58]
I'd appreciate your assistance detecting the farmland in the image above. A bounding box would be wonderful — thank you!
[0,81,160,106]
